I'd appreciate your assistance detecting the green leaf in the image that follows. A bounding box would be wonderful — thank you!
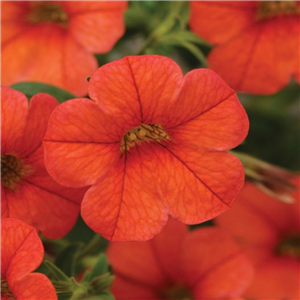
[11,82,77,103]
[89,254,109,279]
[55,243,83,277]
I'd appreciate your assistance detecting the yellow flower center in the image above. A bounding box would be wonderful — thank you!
[120,124,169,153]
[276,233,300,259]
[1,155,31,190]
[1,279,16,300]
[27,3,68,27]
[159,284,194,300]
[256,1,300,20]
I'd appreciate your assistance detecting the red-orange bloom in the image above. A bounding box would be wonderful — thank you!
[1,1,127,96]
[44,55,249,241]
[1,86,86,239]
[107,218,254,299]
[189,1,300,95]
[216,181,300,299]
[1,218,57,300]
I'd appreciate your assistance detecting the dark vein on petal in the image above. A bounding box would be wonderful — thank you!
[235,23,265,90]
[160,145,230,208]
[166,91,235,131]
[23,179,80,205]
[110,152,127,240]
[126,57,144,123]
[5,228,36,276]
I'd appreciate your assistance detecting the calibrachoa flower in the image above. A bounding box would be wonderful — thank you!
[189,1,300,95]
[216,181,300,298]
[1,218,57,300]
[44,55,249,241]
[1,86,86,239]
[107,218,254,299]
[1,1,127,96]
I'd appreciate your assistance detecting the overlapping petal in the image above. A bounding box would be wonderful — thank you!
[181,228,254,297]
[2,24,97,96]
[2,88,85,238]
[166,69,249,151]
[189,1,257,44]
[88,55,183,125]
[245,257,300,299]
[216,183,294,264]
[108,219,254,299]
[19,93,58,157]
[208,17,300,94]
[1,86,28,154]
[11,273,57,300]
[64,1,127,53]
[44,98,120,187]
[1,219,57,300]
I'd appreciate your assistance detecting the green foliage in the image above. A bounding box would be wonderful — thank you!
[11,82,76,103]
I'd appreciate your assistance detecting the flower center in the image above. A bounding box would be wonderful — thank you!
[159,284,194,300]
[1,279,16,300]
[26,3,68,27]
[276,233,300,259]
[120,124,169,153]
[256,1,300,20]
[1,155,31,190]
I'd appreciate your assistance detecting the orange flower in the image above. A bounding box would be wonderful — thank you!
[44,55,249,241]
[1,86,86,239]
[1,1,127,96]
[189,1,300,95]
[107,218,254,299]
[1,218,57,300]
[216,181,300,298]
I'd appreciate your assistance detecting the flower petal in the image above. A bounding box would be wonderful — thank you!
[1,86,28,154]
[2,24,97,96]
[65,1,127,53]
[181,227,254,298]
[166,69,249,151]
[19,93,58,158]
[44,98,120,187]
[216,183,295,265]
[1,218,43,280]
[111,277,157,300]
[81,144,170,241]
[11,273,57,300]
[189,1,257,44]
[245,257,300,299]
[162,146,245,224]
[88,55,183,125]
[208,17,300,94]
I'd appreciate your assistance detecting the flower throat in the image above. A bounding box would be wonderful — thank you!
[120,124,169,153]
[1,279,16,300]
[27,3,68,27]
[276,233,300,259]
[257,1,300,20]
[1,155,31,190]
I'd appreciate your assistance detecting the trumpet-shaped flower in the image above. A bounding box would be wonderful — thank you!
[189,1,300,95]
[1,1,127,96]
[44,55,249,241]
[1,218,57,300]
[216,181,300,298]
[1,86,85,239]
[107,218,254,299]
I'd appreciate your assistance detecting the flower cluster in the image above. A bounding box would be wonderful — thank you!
[1,1,299,300]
